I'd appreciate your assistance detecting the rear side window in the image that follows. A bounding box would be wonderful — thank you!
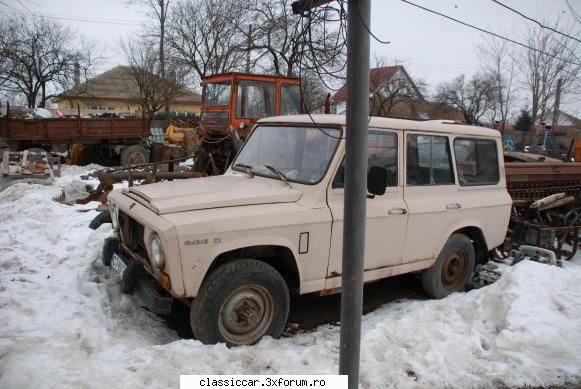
[406,134,454,186]
[236,80,276,118]
[333,131,398,188]
[454,138,499,186]
[280,84,302,115]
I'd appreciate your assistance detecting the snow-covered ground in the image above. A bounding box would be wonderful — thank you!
[1,166,580,389]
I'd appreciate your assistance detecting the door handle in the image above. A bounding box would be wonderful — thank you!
[388,208,407,215]
[446,203,462,210]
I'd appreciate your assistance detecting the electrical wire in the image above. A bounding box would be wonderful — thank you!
[294,1,347,140]
[490,0,581,44]
[339,0,390,45]
[400,0,581,68]
[0,7,141,26]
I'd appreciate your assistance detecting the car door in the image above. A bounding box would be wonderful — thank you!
[325,129,408,288]
[402,132,462,263]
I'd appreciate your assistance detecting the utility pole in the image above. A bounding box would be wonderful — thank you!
[551,78,563,135]
[340,1,370,389]
[291,1,371,387]
[246,24,253,73]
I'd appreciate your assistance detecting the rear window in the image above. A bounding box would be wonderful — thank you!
[454,138,499,186]
[406,134,454,186]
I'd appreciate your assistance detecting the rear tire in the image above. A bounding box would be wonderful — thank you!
[120,145,149,166]
[422,233,475,299]
[190,259,290,346]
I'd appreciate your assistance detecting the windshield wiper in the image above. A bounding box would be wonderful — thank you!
[264,165,291,188]
[233,163,254,178]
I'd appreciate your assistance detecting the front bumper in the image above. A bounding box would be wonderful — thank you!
[110,250,173,315]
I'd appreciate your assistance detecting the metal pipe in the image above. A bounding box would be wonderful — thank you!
[339,1,371,388]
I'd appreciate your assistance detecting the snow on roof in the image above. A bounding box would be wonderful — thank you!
[1,167,580,388]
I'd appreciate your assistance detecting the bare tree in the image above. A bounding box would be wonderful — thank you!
[520,20,580,137]
[128,0,173,113]
[167,0,248,79]
[121,38,189,117]
[478,36,516,130]
[435,73,497,125]
[246,0,345,78]
[368,57,426,117]
[0,15,94,108]
[300,69,330,113]
[0,18,12,90]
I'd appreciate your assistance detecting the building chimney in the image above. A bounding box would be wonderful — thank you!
[74,63,81,87]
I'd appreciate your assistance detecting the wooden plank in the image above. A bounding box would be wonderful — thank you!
[21,150,28,167]
[2,151,9,175]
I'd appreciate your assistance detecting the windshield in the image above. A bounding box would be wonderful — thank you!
[233,125,341,184]
[203,81,231,106]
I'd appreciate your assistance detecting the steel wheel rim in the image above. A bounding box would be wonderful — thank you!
[441,249,468,291]
[218,284,274,345]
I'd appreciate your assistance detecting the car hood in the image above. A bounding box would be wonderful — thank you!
[125,175,302,214]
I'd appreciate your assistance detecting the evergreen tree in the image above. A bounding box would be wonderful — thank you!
[515,109,533,133]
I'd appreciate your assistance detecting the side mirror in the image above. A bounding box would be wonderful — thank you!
[367,166,387,197]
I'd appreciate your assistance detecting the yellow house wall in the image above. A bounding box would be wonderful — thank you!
[58,98,200,114]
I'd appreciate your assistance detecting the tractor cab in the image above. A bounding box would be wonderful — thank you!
[200,73,302,139]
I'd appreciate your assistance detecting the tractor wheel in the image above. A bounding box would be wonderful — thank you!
[120,145,149,166]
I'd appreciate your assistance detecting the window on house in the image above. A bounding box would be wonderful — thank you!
[406,134,454,186]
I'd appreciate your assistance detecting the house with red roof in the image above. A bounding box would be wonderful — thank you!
[331,65,465,122]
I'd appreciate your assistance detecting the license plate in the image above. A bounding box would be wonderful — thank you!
[111,253,127,277]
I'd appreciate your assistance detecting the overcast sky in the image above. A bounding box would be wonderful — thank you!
[1,0,579,116]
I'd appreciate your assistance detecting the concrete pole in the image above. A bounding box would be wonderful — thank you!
[551,78,563,136]
[339,1,371,388]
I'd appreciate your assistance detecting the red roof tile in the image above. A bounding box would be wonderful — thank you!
[331,66,401,103]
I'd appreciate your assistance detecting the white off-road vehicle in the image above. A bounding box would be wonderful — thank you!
[103,115,511,346]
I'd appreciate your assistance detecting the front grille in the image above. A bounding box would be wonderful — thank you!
[118,210,149,261]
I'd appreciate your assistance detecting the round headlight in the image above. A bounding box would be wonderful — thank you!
[150,234,165,269]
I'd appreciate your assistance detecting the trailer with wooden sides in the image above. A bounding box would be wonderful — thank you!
[0,116,151,165]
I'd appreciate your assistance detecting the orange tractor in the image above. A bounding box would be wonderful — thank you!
[193,72,302,175]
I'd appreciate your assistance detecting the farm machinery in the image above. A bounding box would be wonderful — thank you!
[500,161,581,261]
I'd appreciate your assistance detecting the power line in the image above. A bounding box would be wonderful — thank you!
[338,0,390,45]
[490,0,581,44]
[400,0,581,68]
[41,14,141,26]
[0,7,141,26]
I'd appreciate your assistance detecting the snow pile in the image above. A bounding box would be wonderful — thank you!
[359,261,581,388]
[1,167,580,389]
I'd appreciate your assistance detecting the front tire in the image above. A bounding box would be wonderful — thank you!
[422,233,475,299]
[190,259,290,346]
